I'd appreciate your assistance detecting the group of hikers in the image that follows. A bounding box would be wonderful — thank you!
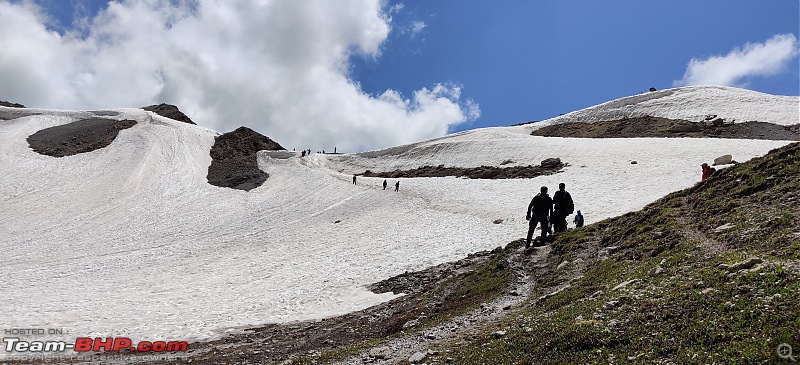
[525,182,583,249]
[353,175,399,192]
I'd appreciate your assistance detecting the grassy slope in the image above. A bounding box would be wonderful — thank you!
[441,142,800,364]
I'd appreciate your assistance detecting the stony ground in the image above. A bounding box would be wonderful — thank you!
[359,159,566,179]
[530,116,800,141]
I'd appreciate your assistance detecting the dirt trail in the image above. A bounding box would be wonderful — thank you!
[334,242,552,364]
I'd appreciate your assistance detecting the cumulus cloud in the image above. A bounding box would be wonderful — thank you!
[674,33,799,87]
[0,0,478,152]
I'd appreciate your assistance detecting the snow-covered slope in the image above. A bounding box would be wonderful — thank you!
[0,86,796,347]
[529,86,799,128]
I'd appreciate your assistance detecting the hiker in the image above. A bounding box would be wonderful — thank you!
[334,147,337,154]
[383,179,387,190]
[352,175,357,185]
[301,150,306,157]
[574,210,584,228]
[701,163,715,181]
[552,182,574,232]
[526,186,553,248]
[395,181,399,192]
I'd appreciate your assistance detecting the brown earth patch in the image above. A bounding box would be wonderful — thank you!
[360,161,566,179]
[27,118,137,157]
[531,116,800,141]
[206,126,285,191]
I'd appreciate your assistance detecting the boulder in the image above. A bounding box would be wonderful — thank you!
[668,122,703,133]
[713,154,733,166]
[409,351,427,363]
[541,157,562,168]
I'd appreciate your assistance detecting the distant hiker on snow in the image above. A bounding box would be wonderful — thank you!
[353,175,357,185]
[395,181,400,192]
[383,179,387,190]
[701,163,715,181]
[552,182,574,233]
[574,210,584,228]
[526,186,553,249]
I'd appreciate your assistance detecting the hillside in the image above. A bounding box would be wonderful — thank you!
[1,86,798,363]
[101,144,798,365]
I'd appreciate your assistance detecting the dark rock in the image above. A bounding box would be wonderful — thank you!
[532,115,799,141]
[540,157,562,168]
[630,160,638,165]
[27,118,136,157]
[0,100,25,108]
[207,127,285,191]
[668,122,703,133]
[142,103,196,125]
[649,87,657,92]
[493,219,504,224]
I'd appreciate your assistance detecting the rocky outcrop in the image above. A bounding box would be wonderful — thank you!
[0,100,25,108]
[206,126,285,191]
[532,116,800,141]
[142,103,196,125]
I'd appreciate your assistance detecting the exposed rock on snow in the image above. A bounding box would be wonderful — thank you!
[0,100,25,108]
[142,103,196,125]
[207,126,285,191]
[531,116,799,140]
[540,157,561,168]
[27,118,136,157]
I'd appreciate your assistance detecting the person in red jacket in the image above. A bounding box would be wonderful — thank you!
[701,163,714,181]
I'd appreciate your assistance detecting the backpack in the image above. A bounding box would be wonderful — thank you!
[566,192,574,215]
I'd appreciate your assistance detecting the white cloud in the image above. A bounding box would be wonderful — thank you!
[674,33,799,87]
[0,0,478,152]
[409,20,426,37]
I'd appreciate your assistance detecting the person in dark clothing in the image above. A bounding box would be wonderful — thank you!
[552,182,574,232]
[574,210,584,228]
[526,186,553,248]
[395,181,400,191]
[352,175,357,184]
[383,179,387,190]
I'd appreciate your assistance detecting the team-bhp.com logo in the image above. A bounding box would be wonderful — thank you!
[3,329,187,357]
[4,337,187,353]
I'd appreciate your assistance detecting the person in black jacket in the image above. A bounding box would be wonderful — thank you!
[526,186,553,248]
[552,182,574,232]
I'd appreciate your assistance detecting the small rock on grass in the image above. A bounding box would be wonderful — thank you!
[648,266,664,276]
[719,258,763,272]
[409,351,426,363]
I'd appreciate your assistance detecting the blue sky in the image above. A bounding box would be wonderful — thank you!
[353,0,800,130]
[1,1,798,151]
